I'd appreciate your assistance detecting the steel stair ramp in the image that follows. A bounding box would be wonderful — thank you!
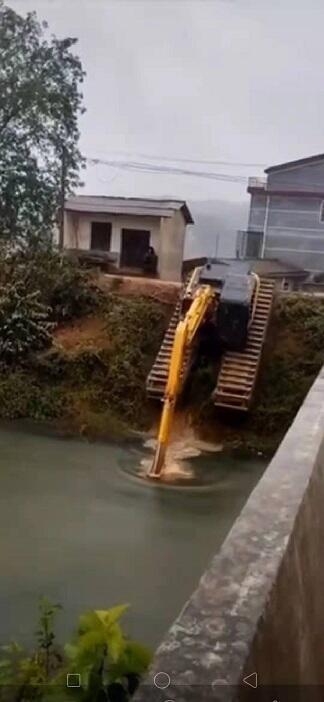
[146,298,192,400]
[146,300,181,400]
[213,278,275,411]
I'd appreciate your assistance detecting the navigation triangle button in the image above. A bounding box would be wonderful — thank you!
[243,672,258,689]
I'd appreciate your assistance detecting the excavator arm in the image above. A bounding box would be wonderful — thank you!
[147,285,216,479]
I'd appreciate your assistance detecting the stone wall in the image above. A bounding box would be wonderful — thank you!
[135,367,324,701]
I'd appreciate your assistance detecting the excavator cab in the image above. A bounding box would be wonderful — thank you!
[218,273,254,351]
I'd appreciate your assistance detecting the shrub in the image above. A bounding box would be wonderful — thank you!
[0,599,152,702]
[0,246,101,323]
[100,295,169,426]
[0,282,53,363]
[0,371,65,420]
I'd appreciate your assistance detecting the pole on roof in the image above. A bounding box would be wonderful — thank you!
[214,233,220,261]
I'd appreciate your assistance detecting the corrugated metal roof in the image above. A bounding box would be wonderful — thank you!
[265,153,324,174]
[65,195,194,224]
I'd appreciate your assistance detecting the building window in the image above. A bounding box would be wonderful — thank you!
[90,222,111,250]
[320,202,324,223]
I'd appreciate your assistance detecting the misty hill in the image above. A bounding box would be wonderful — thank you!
[185,199,249,259]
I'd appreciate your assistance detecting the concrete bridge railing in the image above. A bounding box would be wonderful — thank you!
[135,367,324,701]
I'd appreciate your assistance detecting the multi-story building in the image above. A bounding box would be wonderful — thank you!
[237,153,324,276]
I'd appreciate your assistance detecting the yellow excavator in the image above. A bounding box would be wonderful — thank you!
[148,284,217,478]
[147,261,275,480]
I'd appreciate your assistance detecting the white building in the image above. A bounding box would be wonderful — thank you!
[63,195,193,282]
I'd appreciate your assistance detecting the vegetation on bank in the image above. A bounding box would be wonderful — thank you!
[0,247,168,438]
[189,294,324,454]
[0,597,151,701]
[0,246,324,453]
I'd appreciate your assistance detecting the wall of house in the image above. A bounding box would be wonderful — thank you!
[245,161,324,272]
[237,193,267,259]
[159,210,186,282]
[247,192,267,231]
[64,210,187,281]
[64,211,161,262]
[267,160,324,191]
[263,193,324,272]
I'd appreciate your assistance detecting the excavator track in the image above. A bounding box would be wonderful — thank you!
[213,278,275,411]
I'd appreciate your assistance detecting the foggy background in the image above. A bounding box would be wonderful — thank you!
[7,0,324,257]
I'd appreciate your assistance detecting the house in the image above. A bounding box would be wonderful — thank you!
[63,195,194,282]
[237,153,324,276]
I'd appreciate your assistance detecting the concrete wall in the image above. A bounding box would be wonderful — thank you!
[247,192,267,231]
[264,193,324,272]
[267,160,324,191]
[246,161,324,272]
[135,367,324,701]
[64,210,186,282]
[159,210,186,282]
[64,211,160,258]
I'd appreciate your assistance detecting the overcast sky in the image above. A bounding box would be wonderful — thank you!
[8,0,324,203]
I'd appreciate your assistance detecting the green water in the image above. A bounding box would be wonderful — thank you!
[0,426,265,649]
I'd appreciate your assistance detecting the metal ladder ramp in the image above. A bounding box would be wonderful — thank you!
[213,278,275,411]
[146,300,182,399]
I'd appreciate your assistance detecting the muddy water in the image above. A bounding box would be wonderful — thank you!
[0,426,265,649]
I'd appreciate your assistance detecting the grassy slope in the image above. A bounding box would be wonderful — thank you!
[0,294,169,439]
[190,294,324,454]
[1,291,324,453]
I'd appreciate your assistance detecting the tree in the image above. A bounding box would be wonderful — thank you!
[0,2,85,245]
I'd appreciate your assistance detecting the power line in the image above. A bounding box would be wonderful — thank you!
[97,149,267,169]
[86,156,324,192]
[86,156,248,183]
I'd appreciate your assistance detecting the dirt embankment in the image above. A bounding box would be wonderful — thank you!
[98,274,181,305]
[2,273,324,456]
[52,289,324,456]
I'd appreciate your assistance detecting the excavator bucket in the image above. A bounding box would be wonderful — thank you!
[147,441,166,479]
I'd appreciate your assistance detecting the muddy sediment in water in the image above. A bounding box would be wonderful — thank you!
[139,419,224,485]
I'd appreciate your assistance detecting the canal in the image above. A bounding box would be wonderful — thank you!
[0,426,265,649]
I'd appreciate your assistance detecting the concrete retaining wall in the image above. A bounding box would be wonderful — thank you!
[135,367,324,700]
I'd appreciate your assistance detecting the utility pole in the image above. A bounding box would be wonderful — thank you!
[214,233,220,261]
[58,144,66,250]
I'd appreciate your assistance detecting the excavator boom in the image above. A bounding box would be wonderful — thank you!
[147,285,216,479]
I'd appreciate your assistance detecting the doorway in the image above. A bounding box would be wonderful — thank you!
[120,229,150,268]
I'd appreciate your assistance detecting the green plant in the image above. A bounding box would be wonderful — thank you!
[64,606,151,702]
[30,251,100,323]
[35,598,63,681]
[0,281,53,363]
[0,248,101,323]
[0,600,151,702]
[0,643,49,701]
[0,597,62,700]
[99,295,168,426]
